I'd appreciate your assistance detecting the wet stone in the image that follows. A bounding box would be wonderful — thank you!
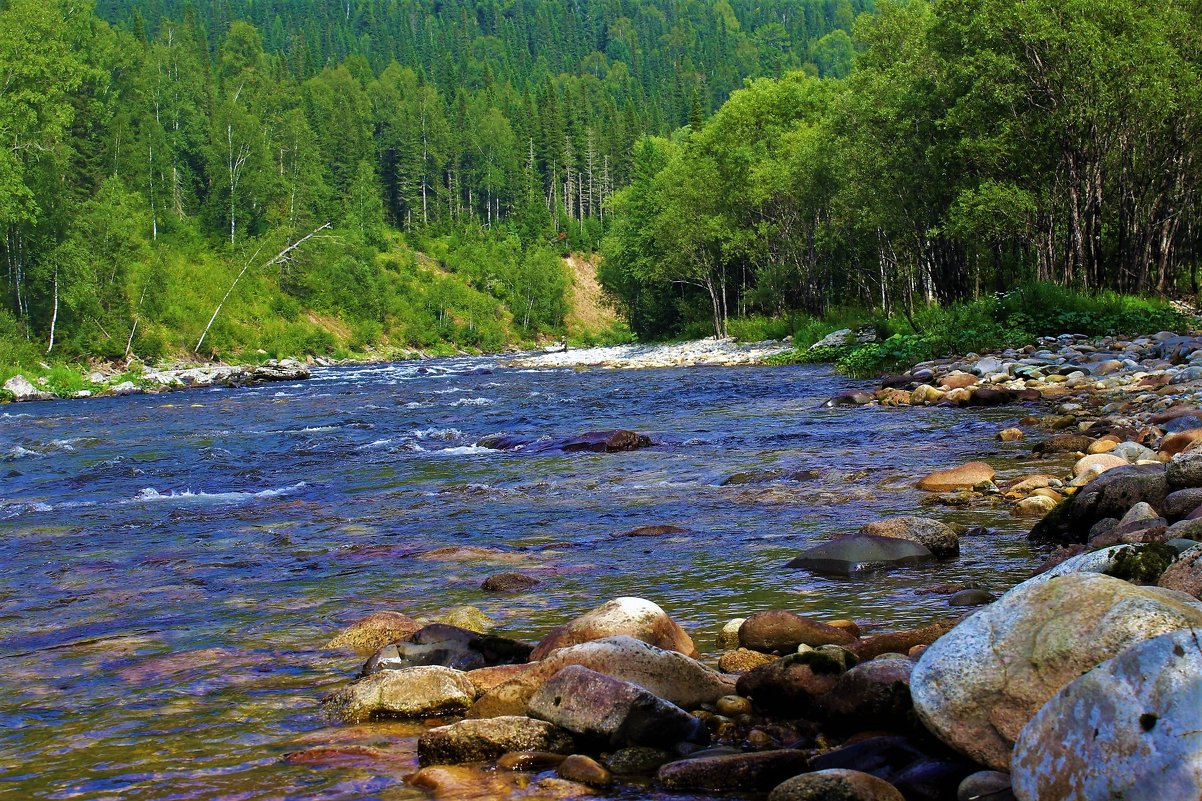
[656,750,810,793]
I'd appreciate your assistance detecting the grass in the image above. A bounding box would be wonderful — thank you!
[763,283,1191,377]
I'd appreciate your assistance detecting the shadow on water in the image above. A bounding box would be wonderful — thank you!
[0,360,1041,800]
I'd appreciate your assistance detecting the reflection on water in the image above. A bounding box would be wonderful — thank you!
[0,361,1040,799]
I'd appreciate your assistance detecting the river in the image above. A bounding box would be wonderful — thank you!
[0,359,1044,800]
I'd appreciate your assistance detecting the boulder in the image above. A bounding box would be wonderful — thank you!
[657,750,810,792]
[1163,487,1202,519]
[325,611,422,655]
[361,626,532,674]
[858,517,960,558]
[322,665,478,723]
[527,665,705,748]
[815,658,914,732]
[1167,454,1202,490]
[997,428,1025,442]
[251,359,311,381]
[529,597,696,660]
[1161,428,1202,456]
[917,462,995,492]
[1030,463,1169,544]
[417,716,575,765]
[1159,546,1202,598]
[1011,629,1202,801]
[786,535,934,575]
[910,572,1202,769]
[717,618,745,650]
[769,769,905,801]
[957,772,1014,801]
[738,610,857,654]
[3,375,53,402]
[554,430,652,453]
[736,651,848,716]
[468,636,735,719]
[1013,495,1057,517]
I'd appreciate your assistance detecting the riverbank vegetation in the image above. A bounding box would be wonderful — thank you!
[0,0,866,374]
[602,0,1201,342]
[768,283,1188,377]
[2,0,1199,383]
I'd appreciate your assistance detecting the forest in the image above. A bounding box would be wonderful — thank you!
[1,0,1198,371]
[602,0,1202,340]
[0,0,867,367]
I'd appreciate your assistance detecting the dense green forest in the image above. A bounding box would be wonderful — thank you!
[1,0,869,367]
[603,0,1202,339]
[2,0,1198,373]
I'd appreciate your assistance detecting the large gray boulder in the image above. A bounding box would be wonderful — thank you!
[910,573,1202,770]
[527,665,704,747]
[1012,628,1202,801]
[3,375,53,402]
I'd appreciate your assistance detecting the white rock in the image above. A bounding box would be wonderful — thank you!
[1012,628,1202,801]
[911,573,1202,770]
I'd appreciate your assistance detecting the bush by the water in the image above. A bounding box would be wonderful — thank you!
[766,284,1190,377]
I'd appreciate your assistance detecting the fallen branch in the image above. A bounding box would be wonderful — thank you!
[194,222,332,355]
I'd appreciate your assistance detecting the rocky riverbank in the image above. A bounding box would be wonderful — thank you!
[1,358,313,402]
[505,338,794,369]
[301,328,1202,801]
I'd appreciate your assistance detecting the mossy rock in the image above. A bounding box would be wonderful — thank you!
[1104,543,1179,584]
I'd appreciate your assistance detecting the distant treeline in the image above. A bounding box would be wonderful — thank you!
[602,0,1202,339]
[2,0,869,360]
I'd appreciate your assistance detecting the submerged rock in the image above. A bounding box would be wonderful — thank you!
[481,573,541,593]
[786,535,934,575]
[325,611,422,655]
[916,462,995,492]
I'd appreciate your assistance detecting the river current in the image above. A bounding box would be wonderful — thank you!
[0,360,1043,800]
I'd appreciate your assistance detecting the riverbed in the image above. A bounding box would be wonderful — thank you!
[0,359,1044,800]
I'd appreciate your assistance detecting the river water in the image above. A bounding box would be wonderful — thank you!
[0,360,1045,800]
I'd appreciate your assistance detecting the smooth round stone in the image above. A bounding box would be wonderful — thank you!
[948,589,996,607]
[716,695,753,717]
[958,771,1014,801]
[557,754,612,787]
[604,746,672,775]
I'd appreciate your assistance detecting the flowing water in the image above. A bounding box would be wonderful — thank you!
[0,360,1048,800]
